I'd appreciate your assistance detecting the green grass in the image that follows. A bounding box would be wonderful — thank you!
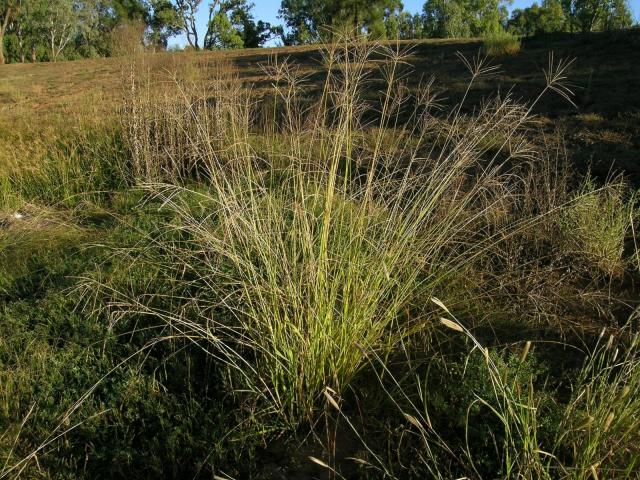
[483,30,522,56]
[560,178,637,278]
[1,35,639,479]
[0,198,258,478]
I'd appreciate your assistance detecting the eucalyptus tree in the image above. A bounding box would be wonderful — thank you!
[561,0,633,31]
[279,0,403,44]
[147,0,182,49]
[0,0,18,63]
[422,0,509,38]
[27,0,80,61]
[174,0,200,48]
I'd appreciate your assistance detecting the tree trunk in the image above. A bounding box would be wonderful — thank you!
[1,4,12,65]
[17,24,24,62]
[31,46,36,62]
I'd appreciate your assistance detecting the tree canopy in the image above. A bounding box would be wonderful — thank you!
[422,0,509,38]
[508,0,632,34]
[279,0,403,44]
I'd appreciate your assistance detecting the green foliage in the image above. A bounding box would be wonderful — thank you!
[508,0,566,35]
[483,29,521,56]
[560,178,637,278]
[1,0,184,63]
[422,0,508,38]
[0,199,252,478]
[279,0,402,44]
[602,0,634,29]
[385,10,424,39]
[555,328,640,478]
[0,0,17,64]
[401,304,640,479]
[200,1,280,49]
[508,0,633,35]
[439,348,557,477]
[204,0,247,49]
[573,0,634,32]
[31,0,80,61]
[147,0,183,49]
[112,0,149,22]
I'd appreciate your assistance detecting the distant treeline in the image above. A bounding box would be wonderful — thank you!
[0,0,636,64]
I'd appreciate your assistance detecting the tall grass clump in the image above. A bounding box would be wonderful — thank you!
[379,300,640,479]
[483,30,522,57]
[120,54,250,182]
[0,116,127,211]
[560,177,637,278]
[553,326,640,479]
[88,37,587,435]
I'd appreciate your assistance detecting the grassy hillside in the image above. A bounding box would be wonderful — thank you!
[1,32,639,479]
[2,30,639,178]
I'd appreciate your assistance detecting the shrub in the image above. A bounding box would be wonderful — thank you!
[483,30,522,56]
[0,204,247,479]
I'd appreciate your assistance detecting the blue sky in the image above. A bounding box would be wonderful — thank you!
[168,0,640,48]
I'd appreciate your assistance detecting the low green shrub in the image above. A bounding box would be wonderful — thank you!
[0,204,253,479]
[483,31,522,56]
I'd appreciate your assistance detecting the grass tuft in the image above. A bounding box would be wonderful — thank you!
[483,30,522,57]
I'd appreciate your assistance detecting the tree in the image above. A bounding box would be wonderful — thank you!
[603,0,633,29]
[576,0,609,31]
[279,0,402,44]
[422,0,509,38]
[385,10,424,39]
[108,0,154,55]
[204,0,245,49]
[73,0,112,58]
[147,0,181,50]
[1,0,18,64]
[174,0,201,48]
[508,0,565,35]
[29,0,80,61]
[12,0,44,61]
[405,12,426,38]
[278,0,319,44]
[2,0,186,63]
[563,0,633,32]
[202,1,279,49]
[423,0,470,37]
[540,0,566,31]
[241,18,282,48]
[113,0,148,21]
[10,0,28,62]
